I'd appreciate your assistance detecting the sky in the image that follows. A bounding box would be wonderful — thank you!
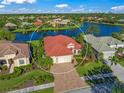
[0,0,124,14]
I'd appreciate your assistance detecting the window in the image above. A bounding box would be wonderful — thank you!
[19,60,25,65]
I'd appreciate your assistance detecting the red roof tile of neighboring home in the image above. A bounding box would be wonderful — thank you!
[0,41,29,59]
[44,35,81,56]
[33,21,43,26]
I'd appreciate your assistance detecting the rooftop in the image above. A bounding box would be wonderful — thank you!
[0,41,30,60]
[84,34,124,52]
[44,35,81,56]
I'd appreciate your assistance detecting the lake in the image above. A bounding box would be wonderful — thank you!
[15,22,122,41]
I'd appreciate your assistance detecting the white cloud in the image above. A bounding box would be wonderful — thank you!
[0,5,5,8]
[1,0,36,5]
[18,8,26,10]
[71,6,85,12]
[111,5,124,11]
[55,4,69,9]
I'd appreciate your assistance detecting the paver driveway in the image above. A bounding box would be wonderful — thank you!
[51,63,88,93]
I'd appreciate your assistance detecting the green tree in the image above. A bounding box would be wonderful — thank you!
[0,29,15,40]
[87,24,100,34]
[43,56,53,70]
[75,33,84,44]
[109,56,118,65]
[112,83,124,93]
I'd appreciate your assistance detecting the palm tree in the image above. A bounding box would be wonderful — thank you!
[98,52,104,61]
[43,56,53,70]
[109,56,118,65]
[116,47,124,54]
[82,44,95,61]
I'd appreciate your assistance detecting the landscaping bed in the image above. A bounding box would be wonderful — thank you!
[0,70,54,92]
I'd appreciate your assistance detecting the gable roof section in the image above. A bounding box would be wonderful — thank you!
[0,41,29,59]
[84,34,124,52]
[44,35,81,56]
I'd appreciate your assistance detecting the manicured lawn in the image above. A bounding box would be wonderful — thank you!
[28,40,41,46]
[0,70,53,92]
[76,61,112,76]
[116,58,124,67]
[30,88,53,93]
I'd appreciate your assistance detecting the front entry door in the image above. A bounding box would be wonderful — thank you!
[56,57,58,63]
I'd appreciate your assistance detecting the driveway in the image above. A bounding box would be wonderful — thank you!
[64,82,117,93]
[51,63,88,93]
[104,59,124,81]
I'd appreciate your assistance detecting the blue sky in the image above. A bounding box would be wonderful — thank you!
[0,0,124,13]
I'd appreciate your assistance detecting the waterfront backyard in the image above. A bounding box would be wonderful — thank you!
[15,22,123,41]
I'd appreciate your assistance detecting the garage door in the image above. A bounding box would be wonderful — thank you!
[57,55,72,63]
[103,51,115,59]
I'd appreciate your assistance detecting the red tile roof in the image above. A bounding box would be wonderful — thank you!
[33,21,43,26]
[44,35,81,56]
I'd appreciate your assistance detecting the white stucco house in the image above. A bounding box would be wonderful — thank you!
[0,41,30,72]
[84,34,124,59]
[44,35,81,64]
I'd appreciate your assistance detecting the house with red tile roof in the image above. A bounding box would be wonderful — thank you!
[0,41,30,72]
[33,21,43,27]
[44,35,81,63]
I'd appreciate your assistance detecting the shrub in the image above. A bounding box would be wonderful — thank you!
[112,82,124,93]
[1,65,8,71]
[0,67,23,80]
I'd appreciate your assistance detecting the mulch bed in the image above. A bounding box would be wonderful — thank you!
[18,80,34,89]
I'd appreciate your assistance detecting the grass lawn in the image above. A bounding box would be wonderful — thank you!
[116,58,124,67]
[0,70,53,92]
[76,61,112,76]
[28,40,41,45]
[30,88,53,93]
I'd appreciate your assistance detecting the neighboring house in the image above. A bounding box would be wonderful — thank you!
[4,23,17,30]
[84,34,124,59]
[33,21,43,27]
[118,19,124,24]
[44,35,81,64]
[21,22,33,28]
[0,41,30,70]
[49,18,70,27]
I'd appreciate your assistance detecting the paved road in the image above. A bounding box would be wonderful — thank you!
[8,73,115,93]
[104,59,124,81]
[64,82,117,93]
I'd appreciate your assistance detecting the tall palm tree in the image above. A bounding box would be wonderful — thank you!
[109,56,118,65]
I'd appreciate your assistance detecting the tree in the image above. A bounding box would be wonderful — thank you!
[98,52,104,62]
[112,83,124,93]
[86,24,100,34]
[112,32,122,41]
[75,33,84,44]
[115,47,124,58]
[0,29,16,40]
[109,56,118,65]
[82,43,96,61]
[43,56,53,70]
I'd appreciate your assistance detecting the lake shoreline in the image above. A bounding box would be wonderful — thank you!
[88,21,124,27]
[13,24,81,33]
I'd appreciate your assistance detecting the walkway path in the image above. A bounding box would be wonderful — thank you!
[104,59,124,81]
